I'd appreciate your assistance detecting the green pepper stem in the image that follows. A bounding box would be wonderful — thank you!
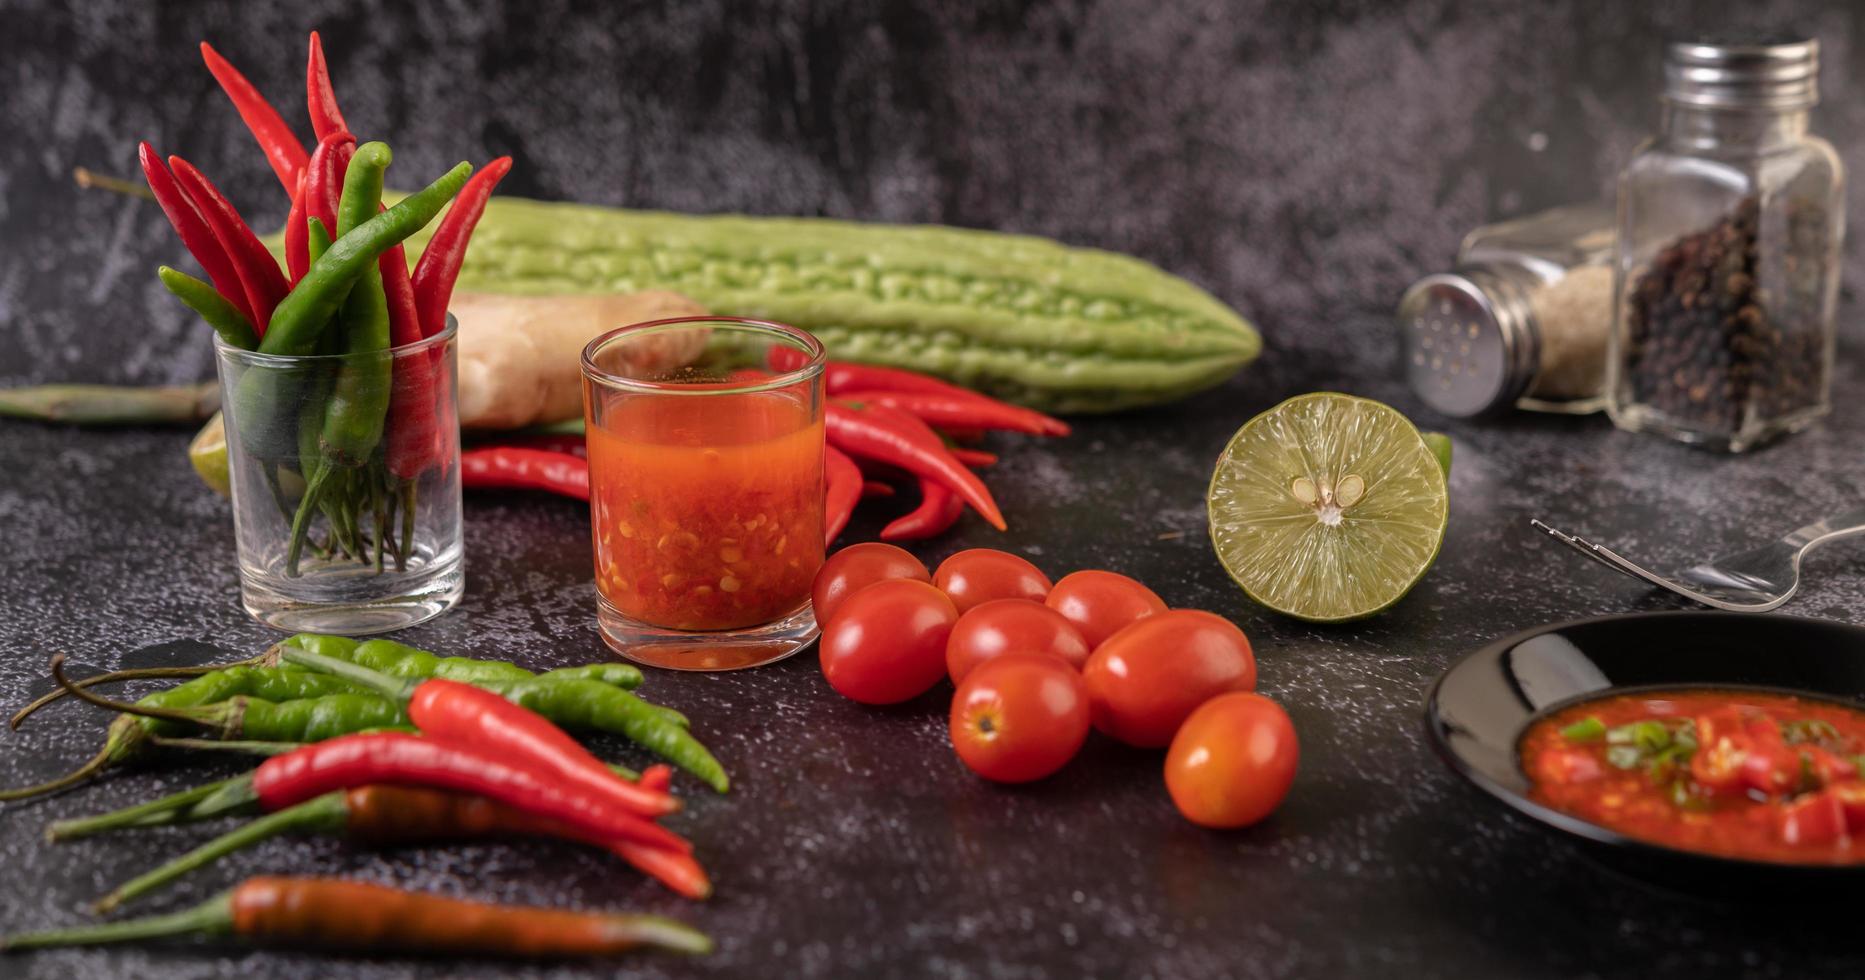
[47,773,250,842]
[278,646,414,702]
[0,891,234,952]
[95,795,347,914]
[9,654,272,731]
[286,460,335,577]
[148,735,305,756]
[0,744,113,802]
[72,166,158,202]
[48,655,240,736]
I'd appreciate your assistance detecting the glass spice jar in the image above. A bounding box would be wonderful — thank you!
[1608,38,1844,452]
[1398,203,1616,417]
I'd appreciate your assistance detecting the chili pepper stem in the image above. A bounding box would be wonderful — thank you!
[286,460,335,577]
[46,773,248,842]
[278,646,415,700]
[0,744,112,802]
[397,479,417,569]
[149,735,305,756]
[96,795,347,914]
[49,654,241,736]
[72,166,158,201]
[0,891,234,952]
[371,474,388,573]
[8,654,268,731]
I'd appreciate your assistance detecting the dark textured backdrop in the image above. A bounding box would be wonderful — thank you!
[7,2,1865,979]
[6,0,1865,392]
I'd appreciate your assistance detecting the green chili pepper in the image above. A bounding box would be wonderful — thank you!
[259,159,472,357]
[1558,716,1606,742]
[490,678,725,792]
[306,217,332,266]
[299,636,646,690]
[319,142,395,468]
[158,267,257,350]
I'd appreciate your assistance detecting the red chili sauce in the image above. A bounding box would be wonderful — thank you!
[1521,689,1865,864]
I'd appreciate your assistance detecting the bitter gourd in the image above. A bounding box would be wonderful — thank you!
[285,195,1261,413]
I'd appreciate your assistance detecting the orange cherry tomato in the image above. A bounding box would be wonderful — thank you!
[819,579,958,704]
[945,599,1091,684]
[932,549,1052,614]
[1081,609,1256,747]
[1165,692,1298,828]
[1044,570,1167,649]
[812,543,931,626]
[950,653,1090,783]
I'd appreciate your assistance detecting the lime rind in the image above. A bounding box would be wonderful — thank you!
[1207,393,1449,622]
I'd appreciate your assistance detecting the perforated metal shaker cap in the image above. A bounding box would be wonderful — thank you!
[1664,37,1818,109]
[1396,266,1540,418]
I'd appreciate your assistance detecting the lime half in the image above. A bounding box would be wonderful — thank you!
[189,412,231,497]
[1207,393,1448,622]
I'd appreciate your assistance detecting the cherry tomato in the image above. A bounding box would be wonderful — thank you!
[950,653,1090,783]
[945,599,1091,684]
[1044,570,1168,649]
[812,543,933,626]
[819,579,957,704]
[1165,692,1298,829]
[1081,609,1256,747]
[933,549,1053,614]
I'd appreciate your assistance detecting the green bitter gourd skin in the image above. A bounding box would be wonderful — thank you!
[274,196,1260,413]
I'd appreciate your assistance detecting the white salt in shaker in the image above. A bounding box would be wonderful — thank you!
[1397,203,1616,418]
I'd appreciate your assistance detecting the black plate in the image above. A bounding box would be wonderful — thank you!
[1424,611,1865,893]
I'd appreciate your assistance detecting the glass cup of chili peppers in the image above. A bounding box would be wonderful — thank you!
[214,319,463,633]
[581,317,827,670]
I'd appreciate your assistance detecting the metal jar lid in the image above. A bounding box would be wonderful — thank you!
[1664,37,1818,110]
[1397,265,1540,418]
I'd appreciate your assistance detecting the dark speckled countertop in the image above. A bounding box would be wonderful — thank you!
[6,1,1865,977]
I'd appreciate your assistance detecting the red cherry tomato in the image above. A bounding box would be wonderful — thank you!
[950,653,1090,783]
[819,579,958,704]
[1081,609,1256,747]
[812,543,932,626]
[1165,692,1298,828]
[1044,570,1168,649]
[945,599,1091,684]
[933,549,1053,614]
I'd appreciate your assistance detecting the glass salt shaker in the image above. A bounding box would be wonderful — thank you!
[1398,203,1616,417]
[1608,37,1844,452]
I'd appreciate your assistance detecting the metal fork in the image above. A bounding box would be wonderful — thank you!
[1530,510,1865,612]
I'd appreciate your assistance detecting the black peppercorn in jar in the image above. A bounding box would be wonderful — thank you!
[1608,38,1844,452]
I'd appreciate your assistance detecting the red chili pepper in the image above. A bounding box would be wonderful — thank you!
[880,477,964,541]
[768,349,1066,430]
[947,447,997,468]
[1834,782,1865,833]
[137,143,253,325]
[302,132,357,238]
[252,732,685,852]
[304,31,349,142]
[823,445,862,546]
[199,41,308,195]
[381,240,431,481]
[168,156,290,331]
[460,447,589,500]
[1689,709,1752,796]
[284,170,310,285]
[836,389,1067,437]
[412,156,513,338]
[826,402,1006,531]
[638,764,674,793]
[406,678,678,819]
[861,480,895,499]
[479,433,588,459]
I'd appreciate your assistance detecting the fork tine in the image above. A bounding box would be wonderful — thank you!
[1530,520,1638,579]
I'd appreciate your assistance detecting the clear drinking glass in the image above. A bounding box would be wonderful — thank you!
[582,317,826,671]
[214,320,464,633]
